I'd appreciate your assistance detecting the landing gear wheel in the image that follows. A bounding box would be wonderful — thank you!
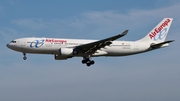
[82,60,87,64]
[23,53,27,60]
[82,57,95,66]
[86,63,91,66]
[23,56,27,60]
[90,60,94,65]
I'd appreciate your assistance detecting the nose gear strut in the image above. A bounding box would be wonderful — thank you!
[23,53,27,60]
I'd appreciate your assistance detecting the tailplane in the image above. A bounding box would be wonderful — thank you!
[137,18,173,43]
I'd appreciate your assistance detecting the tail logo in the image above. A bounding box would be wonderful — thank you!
[149,19,171,40]
[154,28,167,41]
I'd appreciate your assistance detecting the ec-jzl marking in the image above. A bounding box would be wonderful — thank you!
[7,18,174,66]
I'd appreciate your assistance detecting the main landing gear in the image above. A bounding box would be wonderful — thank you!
[82,57,95,66]
[23,53,27,60]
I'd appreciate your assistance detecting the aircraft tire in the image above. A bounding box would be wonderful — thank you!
[90,60,95,65]
[23,57,27,60]
[86,63,91,66]
[82,60,87,64]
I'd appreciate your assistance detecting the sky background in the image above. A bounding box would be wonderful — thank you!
[0,0,180,101]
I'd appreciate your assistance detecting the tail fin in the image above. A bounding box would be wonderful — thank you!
[137,18,173,43]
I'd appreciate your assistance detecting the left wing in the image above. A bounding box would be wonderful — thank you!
[74,30,128,55]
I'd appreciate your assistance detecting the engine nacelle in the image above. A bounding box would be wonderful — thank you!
[59,48,74,56]
[54,54,68,60]
[54,48,74,60]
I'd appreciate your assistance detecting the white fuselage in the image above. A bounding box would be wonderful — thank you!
[6,18,173,66]
[7,37,151,57]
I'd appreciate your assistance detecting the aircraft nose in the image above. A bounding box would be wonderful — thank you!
[6,43,10,48]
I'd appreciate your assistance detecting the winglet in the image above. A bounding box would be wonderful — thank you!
[110,30,128,41]
[121,30,128,36]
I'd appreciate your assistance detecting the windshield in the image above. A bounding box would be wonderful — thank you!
[10,40,16,43]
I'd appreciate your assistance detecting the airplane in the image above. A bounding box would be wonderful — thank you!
[6,18,174,66]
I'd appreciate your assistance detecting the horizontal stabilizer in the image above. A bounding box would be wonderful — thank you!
[150,40,174,49]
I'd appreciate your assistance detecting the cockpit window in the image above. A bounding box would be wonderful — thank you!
[11,40,16,43]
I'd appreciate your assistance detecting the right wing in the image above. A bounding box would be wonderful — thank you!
[74,30,128,55]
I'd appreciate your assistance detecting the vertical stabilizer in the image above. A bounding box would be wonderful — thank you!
[137,18,173,43]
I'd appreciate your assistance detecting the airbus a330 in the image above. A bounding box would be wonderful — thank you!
[7,18,174,66]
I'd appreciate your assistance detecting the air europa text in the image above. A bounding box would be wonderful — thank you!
[149,19,171,39]
[45,39,67,43]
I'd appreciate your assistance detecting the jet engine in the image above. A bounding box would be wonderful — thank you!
[59,48,74,56]
[54,48,74,60]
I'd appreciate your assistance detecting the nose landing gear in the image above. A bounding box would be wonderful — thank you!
[23,53,27,60]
